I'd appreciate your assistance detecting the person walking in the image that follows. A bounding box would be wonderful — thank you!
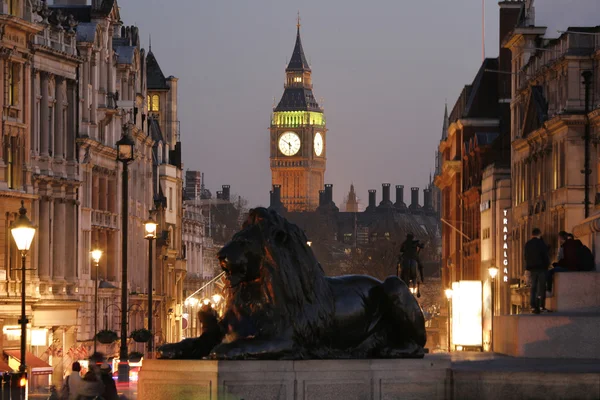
[60,361,83,400]
[74,370,104,400]
[524,228,550,314]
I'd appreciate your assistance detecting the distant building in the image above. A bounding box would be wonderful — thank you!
[185,170,203,200]
[344,184,359,212]
[269,183,441,279]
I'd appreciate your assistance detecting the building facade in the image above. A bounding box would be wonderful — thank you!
[505,13,600,310]
[435,1,517,291]
[0,0,187,387]
[270,22,326,212]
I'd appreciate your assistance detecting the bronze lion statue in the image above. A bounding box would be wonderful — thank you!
[158,207,426,360]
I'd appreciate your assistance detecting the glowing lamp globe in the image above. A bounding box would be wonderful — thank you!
[444,288,453,300]
[11,201,36,252]
[144,217,158,240]
[91,249,103,263]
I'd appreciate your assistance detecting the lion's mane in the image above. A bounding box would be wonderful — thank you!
[224,207,335,347]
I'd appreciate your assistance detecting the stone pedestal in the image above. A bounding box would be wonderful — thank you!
[495,272,600,358]
[138,356,451,400]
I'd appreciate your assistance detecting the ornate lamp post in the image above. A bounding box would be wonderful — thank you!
[11,201,37,385]
[488,266,499,352]
[116,128,135,383]
[91,249,103,354]
[144,214,158,359]
[444,288,453,352]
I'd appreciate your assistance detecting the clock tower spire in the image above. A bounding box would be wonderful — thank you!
[270,17,327,212]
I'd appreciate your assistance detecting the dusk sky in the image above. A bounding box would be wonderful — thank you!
[118,0,599,207]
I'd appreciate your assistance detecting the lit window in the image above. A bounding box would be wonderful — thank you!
[148,94,160,112]
[9,0,20,17]
[293,76,302,83]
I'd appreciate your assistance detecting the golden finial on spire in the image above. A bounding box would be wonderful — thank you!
[297,11,301,31]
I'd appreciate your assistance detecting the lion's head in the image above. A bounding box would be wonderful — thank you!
[217,207,334,343]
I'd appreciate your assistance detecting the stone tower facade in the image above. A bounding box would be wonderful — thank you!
[270,20,326,212]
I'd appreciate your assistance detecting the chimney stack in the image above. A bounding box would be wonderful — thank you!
[378,183,393,209]
[319,190,325,207]
[409,187,421,213]
[424,188,434,213]
[268,184,286,213]
[216,191,223,200]
[395,185,407,212]
[325,184,333,204]
[222,185,230,202]
[366,190,377,212]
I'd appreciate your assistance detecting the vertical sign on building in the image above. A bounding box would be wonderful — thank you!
[502,209,509,282]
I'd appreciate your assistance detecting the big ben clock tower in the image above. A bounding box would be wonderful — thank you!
[270,17,326,212]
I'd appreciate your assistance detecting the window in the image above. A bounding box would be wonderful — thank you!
[9,0,20,17]
[148,94,160,112]
[169,187,173,211]
[8,62,20,107]
[5,137,18,189]
[293,76,302,83]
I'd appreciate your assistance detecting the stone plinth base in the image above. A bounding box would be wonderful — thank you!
[547,272,600,313]
[138,356,451,400]
[494,313,600,358]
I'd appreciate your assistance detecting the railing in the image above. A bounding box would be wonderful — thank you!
[91,210,118,229]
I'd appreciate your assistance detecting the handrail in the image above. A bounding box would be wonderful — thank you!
[184,271,225,302]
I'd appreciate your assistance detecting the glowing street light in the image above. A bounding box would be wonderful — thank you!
[144,213,158,359]
[444,288,453,352]
[212,294,222,304]
[91,249,103,354]
[488,266,499,352]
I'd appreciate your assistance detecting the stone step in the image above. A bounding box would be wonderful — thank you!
[494,313,600,359]
[546,271,600,313]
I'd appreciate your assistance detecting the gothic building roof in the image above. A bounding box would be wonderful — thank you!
[146,51,169,90]
[76,22,98,42]
[274,24,321,112]
[275,88,321,112]
[115,46,136,64]
[286,26,311,72]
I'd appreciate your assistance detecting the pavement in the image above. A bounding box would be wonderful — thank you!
[28,381,138,399]
[450,351,600,373]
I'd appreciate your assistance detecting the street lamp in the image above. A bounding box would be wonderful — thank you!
[144,213,158,359]
[11,201,36,378]
[91,249,103,354]
[488,266,499,352]
[444,288,453,352]
[116,128,135,383]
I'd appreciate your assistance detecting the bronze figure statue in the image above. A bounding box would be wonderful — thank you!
[158,208,426,360]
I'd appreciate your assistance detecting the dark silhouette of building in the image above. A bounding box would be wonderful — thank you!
[268,183,441,279]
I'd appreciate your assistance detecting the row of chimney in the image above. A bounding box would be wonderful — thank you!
[365,184,434,214]
[270,183,435,215]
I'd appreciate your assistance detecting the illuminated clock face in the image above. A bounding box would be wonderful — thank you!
[278,132,301,156]
[314,132,323,156]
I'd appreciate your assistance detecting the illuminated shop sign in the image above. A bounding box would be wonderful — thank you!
[502,209,509,283]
